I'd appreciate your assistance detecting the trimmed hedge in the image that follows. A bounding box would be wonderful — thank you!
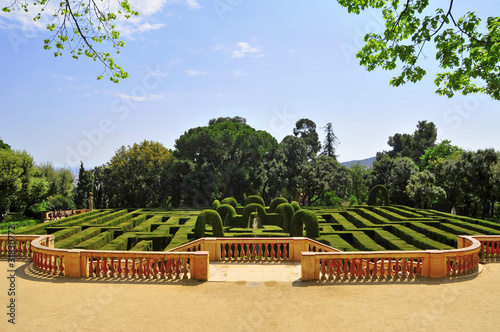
[290,210,319,238]
[241,204,267,228]
[391,225,454,250]
[131,215,163,232]
[439,223,480,236]
[367,185,389,206]
[194,210,224,238]
[74,230,115,250]
[409,222,457,247]
[342,211,378,228]
[370,229,419,251]
[384,206,423,218]
[245,195,265,206]
[448,219,500,235]
[351,231,386,251]
[100,233,138,251]
[330,213,358,231]
[321,234,358,251]
[291,201,301,212]
[221,197,238,208]
[212,200,221,210]
[216,204,237,226]
[275,203,294,232]
[50,226,81,242]
[372,207,408,222]
[55,227,102,249]
[269,197,289,213]
[130,240,153,252]
[355,208,389,224]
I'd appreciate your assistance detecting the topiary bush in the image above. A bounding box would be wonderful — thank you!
[216,204,237,226]
[221,197,238,209]
[245,195,265,207]
[290,210,320,238]
[269,197,289,213]
[367,185,390,206]
[275,203,295,232]
[291,201,301,212]
[212,200,221,210]
[194,210,224,238]
[241,204,267,228]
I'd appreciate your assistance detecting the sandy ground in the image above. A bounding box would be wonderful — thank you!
[1,259,500,332]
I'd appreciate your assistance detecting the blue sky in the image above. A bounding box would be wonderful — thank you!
[0,0,499,169]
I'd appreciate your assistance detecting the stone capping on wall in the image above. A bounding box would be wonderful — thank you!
[1,234,499,282]
[300,235,483,280]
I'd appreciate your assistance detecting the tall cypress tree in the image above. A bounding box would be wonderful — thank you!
[74,161,92,209]
[321,122,339,160]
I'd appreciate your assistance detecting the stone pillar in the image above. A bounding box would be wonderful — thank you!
[292,237,306,262]
[192,251,209,281]
[65,249,84,277]
[425,251,446,278]
[301,252,317,280]
[204,238,217,261]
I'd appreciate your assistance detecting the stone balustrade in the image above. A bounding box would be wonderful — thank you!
[169,237,340,262]
[1,234,499,282]
[301,235,483,281]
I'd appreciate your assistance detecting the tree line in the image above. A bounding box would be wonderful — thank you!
[2,117,499,220]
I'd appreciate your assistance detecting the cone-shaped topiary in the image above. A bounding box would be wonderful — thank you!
[367,185,390,206]
[275,203,295,233]
[245,195,265,207]
[194,210,224,239]
[242,203,267,228]
[290,209,319,238]
[269,197,289,213]
[212,199,221,210]
[291,201,301,212]
[221,197,238,208]
[216,204,237,226]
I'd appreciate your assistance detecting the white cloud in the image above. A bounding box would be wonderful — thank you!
[163,0,201,10]
[116,93,163,102]
[231,70,248,78]
[185,69,208,77]
[129,0,168,16]
[232,42,263,59]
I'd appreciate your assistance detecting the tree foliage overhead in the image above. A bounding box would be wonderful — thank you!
[337,0,500,100]
[2,0,138,82]
[293,118,321,159]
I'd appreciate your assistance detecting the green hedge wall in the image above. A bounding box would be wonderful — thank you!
[241,204,267,228]
[351,232,386,251]
[269,197,288,213]
[194,210,224,238]
[291,201,301,212]
[130,240,153,252]
[212,200,221,210]
[408,222,457,247]
[216,204,237,226]
[245,195,265,206]
[74,230,115,250]
[290,210,319,238]
[55,227,102,249]
[221,197,238,208]
[367,185,389,206]
[275,203,294,232]
[391,225,454,250]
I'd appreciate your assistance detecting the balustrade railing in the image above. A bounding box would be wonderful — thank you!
[302,235,483,281]
[0,235,39,258]
[473,236,500,261]
[81,251,199,279]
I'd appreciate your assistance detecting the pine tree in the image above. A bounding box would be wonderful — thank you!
[321,122,339,160]
[74,161,92,209]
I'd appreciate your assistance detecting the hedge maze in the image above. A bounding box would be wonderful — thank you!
[14,196,500,253]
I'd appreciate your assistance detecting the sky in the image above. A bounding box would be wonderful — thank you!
[0,0,499,170]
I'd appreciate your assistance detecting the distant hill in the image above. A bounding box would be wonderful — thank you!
[341,156,376,168]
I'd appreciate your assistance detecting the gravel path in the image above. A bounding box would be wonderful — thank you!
[1,259,500,331]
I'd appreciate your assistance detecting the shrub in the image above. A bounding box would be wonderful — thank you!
[275,203,294,232]
[290,210,319,238]
[291,201,301,212]
[216,204,237,226]
[269,197,288,213]
[241,204,267,228]
[367,185,389,206]
[221,197,238,208]
[194,210,224,238]
[212,200,221,210]
[245,195,265,206]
